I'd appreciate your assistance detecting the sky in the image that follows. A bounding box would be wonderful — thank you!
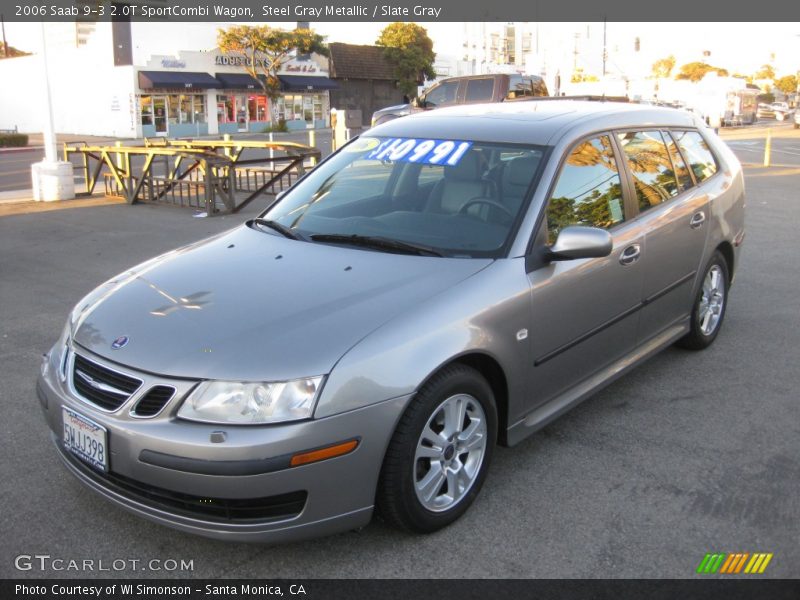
[3,21,799,78]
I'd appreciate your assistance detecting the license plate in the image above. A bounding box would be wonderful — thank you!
[63,407,108,472]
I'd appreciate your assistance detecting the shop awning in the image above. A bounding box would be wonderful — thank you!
[278,75,339,92]
[214,72,264,90]
[138,71,221,90]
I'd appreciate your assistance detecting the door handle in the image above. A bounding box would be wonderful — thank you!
[690,211,706,229]
[619,243,641,266]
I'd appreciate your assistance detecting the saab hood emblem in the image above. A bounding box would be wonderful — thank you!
[111,336,129,350]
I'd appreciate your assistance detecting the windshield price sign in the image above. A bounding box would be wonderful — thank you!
[364,138,473,166]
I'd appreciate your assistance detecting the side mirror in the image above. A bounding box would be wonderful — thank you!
[547,226,613,261]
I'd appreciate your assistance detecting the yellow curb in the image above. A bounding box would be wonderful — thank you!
[0,196,126,217]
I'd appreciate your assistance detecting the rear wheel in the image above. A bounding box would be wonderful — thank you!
[677,251,729,350]
[376,364,497,532]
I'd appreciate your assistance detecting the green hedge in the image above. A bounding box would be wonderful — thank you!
[0,133,28,147]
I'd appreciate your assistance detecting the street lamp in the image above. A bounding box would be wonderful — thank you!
[31,22,74,201]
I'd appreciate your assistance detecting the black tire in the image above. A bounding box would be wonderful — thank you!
[376,364,497,533]
[676,250,730,350]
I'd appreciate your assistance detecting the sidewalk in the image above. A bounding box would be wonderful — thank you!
[5,129,332,146]
[0,190,125,217]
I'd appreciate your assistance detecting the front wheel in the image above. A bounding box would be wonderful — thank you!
[676,251,729,350]
[376,364,497,533]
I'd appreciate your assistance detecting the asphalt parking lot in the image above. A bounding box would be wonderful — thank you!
[0,125,798,579]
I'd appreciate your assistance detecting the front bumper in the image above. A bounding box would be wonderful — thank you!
[38,347,410,543]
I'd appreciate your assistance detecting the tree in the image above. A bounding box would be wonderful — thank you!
[570,69,599,83]
[754,64,775,81]
[217,25,328,99]
[376,23,436,97]
[0,45,30,59]
[675,62,729,82]
[651,55,675,79]
[774,74,798,95]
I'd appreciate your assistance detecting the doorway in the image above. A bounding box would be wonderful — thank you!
[235,94,248,132]
[153,96,168,136]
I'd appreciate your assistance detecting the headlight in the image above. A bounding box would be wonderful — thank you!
[48,320,71,382]
[177,377,324,425]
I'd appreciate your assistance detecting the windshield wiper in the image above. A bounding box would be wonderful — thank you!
[309,234,443,257]
[251,218,303,240]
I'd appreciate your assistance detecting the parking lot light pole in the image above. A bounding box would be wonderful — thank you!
[31,22,75,202]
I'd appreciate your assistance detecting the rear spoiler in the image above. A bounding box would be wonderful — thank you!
[505,95,630,103]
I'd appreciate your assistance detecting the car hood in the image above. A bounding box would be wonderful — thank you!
[72,225,492,381]
[374,103,413,116]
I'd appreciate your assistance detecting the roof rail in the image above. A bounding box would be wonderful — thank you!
[506,95,630,103]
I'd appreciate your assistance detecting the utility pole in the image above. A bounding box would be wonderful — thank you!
[573,32,579,72]
[31,22,75,201]
[1,14,9,58]
[602,18,607,77]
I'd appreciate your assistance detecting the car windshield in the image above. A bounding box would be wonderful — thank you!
[261,136,546,258]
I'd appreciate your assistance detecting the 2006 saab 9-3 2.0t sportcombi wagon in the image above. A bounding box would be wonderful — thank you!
[38,100,745,543]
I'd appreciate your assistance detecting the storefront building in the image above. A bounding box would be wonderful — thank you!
[0,28,337,139]
[135,50,336,138]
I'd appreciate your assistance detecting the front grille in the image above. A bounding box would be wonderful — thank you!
[72,353,142,411]
[132,386,175,417]
[60,446,307,523]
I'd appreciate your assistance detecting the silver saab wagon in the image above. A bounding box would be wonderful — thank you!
[38,101,745,543]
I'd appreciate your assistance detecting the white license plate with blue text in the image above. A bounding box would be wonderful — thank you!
[63,407,108,471]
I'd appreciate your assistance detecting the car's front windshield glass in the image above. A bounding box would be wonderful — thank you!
[261,136,546,258]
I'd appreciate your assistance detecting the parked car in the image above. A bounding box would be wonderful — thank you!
[757,101,794,121]
[370,73,549,126]
[39,101,744,543]
[756,103,774,120]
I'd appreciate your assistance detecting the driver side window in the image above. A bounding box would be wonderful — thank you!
[546,135,625,244]
[423,81,458,108]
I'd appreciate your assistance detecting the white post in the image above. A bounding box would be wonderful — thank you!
[31,22,74,201]
[308,129,316,166]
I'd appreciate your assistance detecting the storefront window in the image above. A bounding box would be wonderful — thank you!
[167,94,179,125]
[140,96,153,126]
[312,96,323,121]
[248,95,268,122]
[194,95,206,124]
[274,93,325,124]
[217,95,234,123]
[179,95,193,124]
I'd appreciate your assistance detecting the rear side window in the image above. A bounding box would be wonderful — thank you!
[506,76,549,99]
[546,135,625,243]
[465,78,495,102]
[664,132,694,191]
[673,130,718,182]
[616,130,680,213]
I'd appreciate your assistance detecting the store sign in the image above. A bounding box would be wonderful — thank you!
[215,54,321,74]
[285,64,317,73]
[161,59,186,68]
[216,55,269,68]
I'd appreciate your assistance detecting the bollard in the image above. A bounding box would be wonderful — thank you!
[308,130,317,166]
[763,128,771,167]
[269,132,274,162]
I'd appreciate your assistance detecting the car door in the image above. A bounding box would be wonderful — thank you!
[615,129,711,343]
[526,134,645,406]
